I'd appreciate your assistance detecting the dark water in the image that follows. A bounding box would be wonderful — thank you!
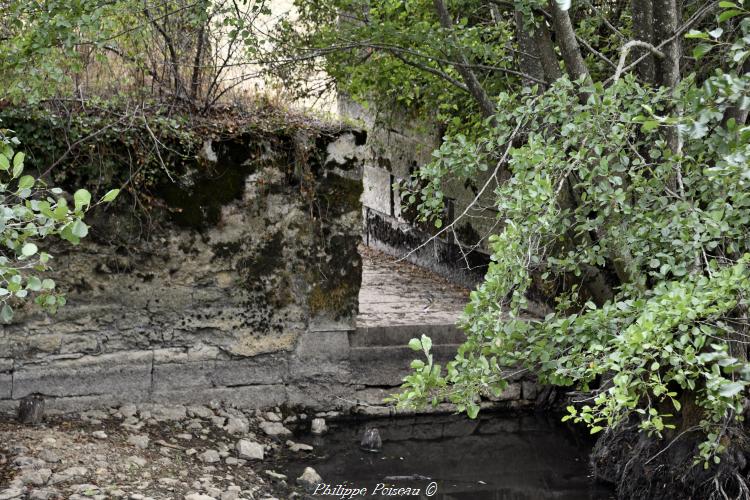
[282,412,614,500]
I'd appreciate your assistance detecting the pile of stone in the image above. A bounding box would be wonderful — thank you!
[0,402,326,500]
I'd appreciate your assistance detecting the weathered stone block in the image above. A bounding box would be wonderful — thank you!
[12,351,152,399]
[487,382,522,402]
[294,330,350,361]
[0,373,11,399]
[151,359,215,393]
[362,165,392,216]
[212,355,288,387]
[349,344,459,387]
[153,384,287,409]
[0,399,18,416]
[522,380,539,400]
[351,324,464,347]
[285,382,353,411]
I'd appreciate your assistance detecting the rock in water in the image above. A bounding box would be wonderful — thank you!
[360,428,382,453]
[310,418,327,435]
[296,467,323,491]
[17,394,45,425]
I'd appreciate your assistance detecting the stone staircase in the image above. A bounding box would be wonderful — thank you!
[349,247,468,407]
[350,246,539,414]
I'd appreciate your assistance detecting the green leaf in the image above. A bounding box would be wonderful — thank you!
[71,219,88,238]
[17,175,34,190]
[408,338,422,351]
[466,404,480,419]
[26,276,42,291]
[719,9,744,22]
[12,152,24,169]
[74,189,91,210]
[420,334,432,353]
[21,242,38,257]
[12,157,23,178]
[685,30,710,40]
[642,120,660,132]
[101,189,120,202]
[1,304,13,323]
[719,381,745,398]
[0,155,8,171]
[693,43,714,59]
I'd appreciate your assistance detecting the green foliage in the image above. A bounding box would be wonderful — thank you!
[0,128,119,322]
[0,0,125,103]
[394,11,750,467]
[272,0,523,136]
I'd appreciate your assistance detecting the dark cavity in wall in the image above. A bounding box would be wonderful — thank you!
[156,134,263,228]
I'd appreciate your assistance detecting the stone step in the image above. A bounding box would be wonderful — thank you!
[348,344,460,386]
[351,323,465,347]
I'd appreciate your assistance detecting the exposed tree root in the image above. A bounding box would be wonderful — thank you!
[592,421,750,500]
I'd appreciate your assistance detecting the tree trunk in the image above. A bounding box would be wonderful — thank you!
[190,22,206,102]
[654,0,682,171]
[433,0,497,117]
[532,19,562,84]
[631,0,655,82]
[653,0,680,90]
[549,1,589,82]
[513,10,545,87]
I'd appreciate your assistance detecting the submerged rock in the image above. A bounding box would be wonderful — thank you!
[360,428,382,453]
[310,418,327,435]
[286,440,313,452]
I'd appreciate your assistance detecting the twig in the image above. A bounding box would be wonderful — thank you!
[396,118,525,263]
[613,40,665,83]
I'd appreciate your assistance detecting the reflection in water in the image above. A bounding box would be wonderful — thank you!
[281,412,614,500]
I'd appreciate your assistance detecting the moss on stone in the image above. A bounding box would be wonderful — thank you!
[308,280,358,318]
[316,174,362,218]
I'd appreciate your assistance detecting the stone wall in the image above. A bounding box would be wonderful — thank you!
[340,98,494,288]
[0,126,369,415]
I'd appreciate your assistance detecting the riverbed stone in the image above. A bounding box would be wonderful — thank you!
[127,434,150,449]
[0,488,23,500]
[20,468,52,486]
[48,466,88,485]
[185,494,216,500]
[235,440,264,460]
[286,440,313,452]
[199,450,221,464]
[225,417,249,435]
[296,467,322,490]
[259,421,291,437]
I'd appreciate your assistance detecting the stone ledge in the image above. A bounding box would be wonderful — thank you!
[11,351,153,400]
[351,324,465,347]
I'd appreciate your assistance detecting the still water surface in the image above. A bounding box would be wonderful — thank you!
[282,412,614,500]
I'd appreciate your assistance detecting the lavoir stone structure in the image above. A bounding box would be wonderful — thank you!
[0,117,537,416]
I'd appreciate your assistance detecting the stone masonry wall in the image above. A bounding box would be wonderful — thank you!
[0,127,368,415]
[339,98,494,288]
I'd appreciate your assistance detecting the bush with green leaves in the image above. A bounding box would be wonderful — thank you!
[394,10,750,468]
[0,128,119,322]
